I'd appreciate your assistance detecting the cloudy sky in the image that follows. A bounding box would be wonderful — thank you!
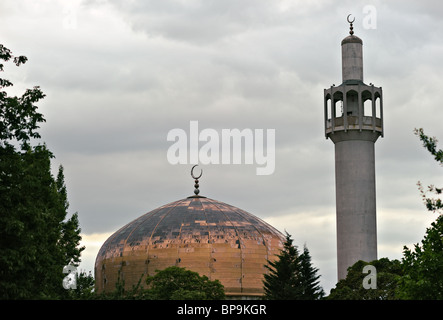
[2,0,443,292]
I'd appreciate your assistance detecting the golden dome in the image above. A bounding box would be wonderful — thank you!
[95,195,284,298]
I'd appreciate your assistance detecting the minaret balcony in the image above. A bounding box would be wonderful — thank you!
[324,83,383,139]
[325,115,383,135]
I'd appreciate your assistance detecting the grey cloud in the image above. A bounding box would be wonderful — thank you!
[103,0,284,44]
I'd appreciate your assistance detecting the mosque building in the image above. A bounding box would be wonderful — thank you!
[95,16,383,297]
[94,165,285,299]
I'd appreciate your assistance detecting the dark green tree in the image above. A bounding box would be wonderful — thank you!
[327,258,403,300]
[96,268,147,300]
[66,270,95,300]
[263,232,300,299]
[395,128,443,299]
[298,245,325,299]
[263,232,324,300]
[145,266,225,300]
[0,44,44,150]
[95,266,224,300]
[398,215,443,299]
[0,44,84,299]
[414,128,442,213]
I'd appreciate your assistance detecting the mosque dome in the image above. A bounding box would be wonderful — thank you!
[94,167,285,298]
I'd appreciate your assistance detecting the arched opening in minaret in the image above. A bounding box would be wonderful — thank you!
[345,90,358,117]
[326,97,332,120]
[335,100,342,117]
[362,90,373,117]
[363,98,372,117]
[333,91,343,118]
[375,95,381,118]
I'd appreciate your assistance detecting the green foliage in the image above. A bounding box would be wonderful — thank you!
[263,232,299,299]
[414,128,443,165]
[0,146,85,299]
[65,270,96,300]
[328,258,403,300]
[263,232,324,300]
[0,45,45,150]
[97,266,225,300]
[145,266,225,300]
[298,246,325,300]
[397,213,443,299]
[414,128,442,213]
[95,269,147,300]
[0,44,84,299]
[394,129,443,299]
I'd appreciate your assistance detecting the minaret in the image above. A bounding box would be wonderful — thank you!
[324,16,383,280]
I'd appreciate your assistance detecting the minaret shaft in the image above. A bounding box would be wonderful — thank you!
[332,133,378,280]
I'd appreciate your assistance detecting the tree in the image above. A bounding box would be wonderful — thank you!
[0,44,84,299]
[398,215,443,299]
[298,245,325,300]
[263,232,300,299]
[263,232,324,300]
[414,128,442,213]
[0,44,44,150]
[66,270,95,300]
[327,258,403,300]
[145,266,225,300]
[395,128,443,299]
[95,268,147,300]
[95,266,224,300]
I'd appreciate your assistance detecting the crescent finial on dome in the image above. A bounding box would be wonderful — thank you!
[191,165,203,196]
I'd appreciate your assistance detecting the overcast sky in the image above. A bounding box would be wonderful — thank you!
[2,0,443,293]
